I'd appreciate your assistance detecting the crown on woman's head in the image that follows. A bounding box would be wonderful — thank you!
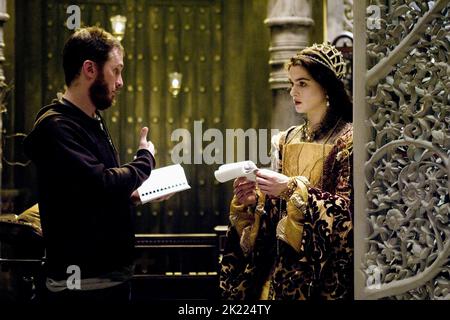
[295,42,346,80]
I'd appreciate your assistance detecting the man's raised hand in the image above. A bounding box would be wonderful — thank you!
[138,127,155,156]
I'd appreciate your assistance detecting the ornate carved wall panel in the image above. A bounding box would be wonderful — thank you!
[356,0,450,300]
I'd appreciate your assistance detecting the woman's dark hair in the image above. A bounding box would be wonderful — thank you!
[287,55,353,140]
[62,26,124,86]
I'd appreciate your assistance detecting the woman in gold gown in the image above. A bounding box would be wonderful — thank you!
[220,43,353,300]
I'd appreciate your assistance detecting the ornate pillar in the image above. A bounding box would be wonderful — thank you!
[264,0,314,130]
[0,0,10,211]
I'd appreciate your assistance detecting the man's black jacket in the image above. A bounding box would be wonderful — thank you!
[24,99,155,280]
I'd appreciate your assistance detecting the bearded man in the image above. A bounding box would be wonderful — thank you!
[24,27,156,303]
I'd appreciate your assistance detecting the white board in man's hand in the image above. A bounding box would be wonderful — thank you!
[138,164,190,204]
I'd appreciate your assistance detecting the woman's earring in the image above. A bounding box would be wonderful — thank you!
[326,95,330,108]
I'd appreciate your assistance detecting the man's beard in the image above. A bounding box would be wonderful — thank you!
[89,72,116,111]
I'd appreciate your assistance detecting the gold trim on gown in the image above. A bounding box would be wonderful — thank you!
[259,140,333,300]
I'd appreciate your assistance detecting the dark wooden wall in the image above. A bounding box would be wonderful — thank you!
[4,0,272,233]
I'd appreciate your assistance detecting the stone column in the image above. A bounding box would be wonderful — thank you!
[264,0,314,130]
[0,0,9,211]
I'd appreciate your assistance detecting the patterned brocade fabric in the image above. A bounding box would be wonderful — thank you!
[220,122,354,300]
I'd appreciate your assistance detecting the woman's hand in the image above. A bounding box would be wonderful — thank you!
[233,177,257,206]
[255,169,289,197]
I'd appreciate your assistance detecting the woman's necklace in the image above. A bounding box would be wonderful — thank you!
[304,125,313,142]
[284,118,342,189]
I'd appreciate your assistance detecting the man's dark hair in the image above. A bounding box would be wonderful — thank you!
[62,26,124,86]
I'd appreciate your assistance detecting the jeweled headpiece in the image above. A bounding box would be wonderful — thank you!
[291,42,346,80]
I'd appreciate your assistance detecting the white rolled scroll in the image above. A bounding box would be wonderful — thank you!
[214,160,258,183]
